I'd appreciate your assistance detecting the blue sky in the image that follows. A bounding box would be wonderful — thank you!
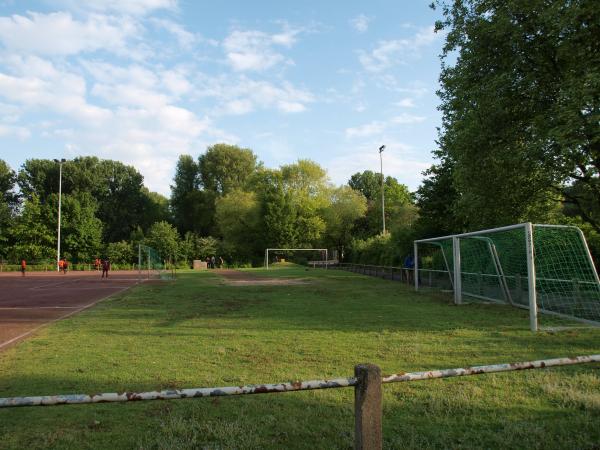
[0,0,445,196]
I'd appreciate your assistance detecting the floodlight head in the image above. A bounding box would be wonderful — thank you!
[379,145,385,152]
[61,158,66,162]
[53,159,59,163]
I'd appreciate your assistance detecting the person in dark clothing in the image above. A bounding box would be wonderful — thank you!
[101,259,110,278]
[403,254,415,284]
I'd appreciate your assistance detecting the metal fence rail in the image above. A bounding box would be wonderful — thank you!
[332,262,414,284]
[2,354,597,449]
[1,354,597,407]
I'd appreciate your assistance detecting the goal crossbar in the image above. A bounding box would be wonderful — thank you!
[265,248,328,269]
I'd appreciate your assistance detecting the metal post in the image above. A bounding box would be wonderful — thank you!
[138,244,142,282]
[525,223,538,332]
[453,237,462,304]
[56,161,63,271]
[354,364,382,450]
[379,146,386,235]
[414,241,419,291]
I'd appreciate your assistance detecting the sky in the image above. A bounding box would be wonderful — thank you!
[0,0,446,196]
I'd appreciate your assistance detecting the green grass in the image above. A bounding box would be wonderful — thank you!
[1,267,599,449]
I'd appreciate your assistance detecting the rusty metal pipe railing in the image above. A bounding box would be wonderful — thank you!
[1,354,598,408]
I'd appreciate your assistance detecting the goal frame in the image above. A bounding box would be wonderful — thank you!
[265,248,328,269]
[414,223,600,331]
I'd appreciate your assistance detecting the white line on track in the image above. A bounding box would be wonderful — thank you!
[0,306,80,310]
[0,284,137,351]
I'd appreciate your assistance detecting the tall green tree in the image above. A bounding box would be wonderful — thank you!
[321,186,367,259]
[215,190,263,262]
[18,157,149,242]
[51,192,103,262]
[199,144,258,196]
[0,160,18,256]
[146,221,180,262]
[9,194,54,261]
[349,170,414,237]
[170,155,202,233]
[433,0,600,230]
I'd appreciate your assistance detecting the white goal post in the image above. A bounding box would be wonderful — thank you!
[414,223,600,331]
[265,248,328,269]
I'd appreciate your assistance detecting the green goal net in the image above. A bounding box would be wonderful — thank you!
[138,244,175,280]
[415,224,600,329]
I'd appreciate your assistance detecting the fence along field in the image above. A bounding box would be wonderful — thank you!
[0,266,599,448]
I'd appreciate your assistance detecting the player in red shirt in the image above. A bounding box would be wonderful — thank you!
[20,259,26,276]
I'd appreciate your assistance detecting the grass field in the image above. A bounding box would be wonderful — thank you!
[0,266,599,449]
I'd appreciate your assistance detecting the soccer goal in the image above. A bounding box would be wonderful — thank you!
[138,244,175,280]
[414,223,600,331]
[264,248,328,269]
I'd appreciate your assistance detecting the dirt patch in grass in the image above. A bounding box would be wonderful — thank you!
[217,269,311,286]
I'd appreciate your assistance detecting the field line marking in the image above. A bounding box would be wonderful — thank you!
[0,284,136,351]
[0,306,80,310]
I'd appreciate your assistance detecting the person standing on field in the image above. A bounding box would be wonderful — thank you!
[58,259,64,273]
[20,259,26,276]
[101,258,110,278]
[62,259,68,274]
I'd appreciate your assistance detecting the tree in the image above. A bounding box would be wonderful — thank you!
[18,157,149,241]
[146,221,180,262]
[55,192,103,262]
[170,155,202,233]
[106,241,134,264]
[321,186,367,259]
[433,0,600,230]
[215,190,263,262]
[199,144,258,196]
[140,188,170,230]
[9,194,55,261]
[349,170,414,237]
[349,170,381,202]
[415,154,465,237]
[0,160,18,256]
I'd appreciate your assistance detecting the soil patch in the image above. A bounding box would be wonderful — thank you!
[216,269,310,286]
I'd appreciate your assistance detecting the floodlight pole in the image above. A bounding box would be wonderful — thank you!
[53,158,66,271]
[379,145,386,235]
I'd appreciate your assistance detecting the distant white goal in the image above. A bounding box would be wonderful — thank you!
[414,223,600,331]
[264,248,328,269]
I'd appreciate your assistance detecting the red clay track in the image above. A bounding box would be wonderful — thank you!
[0,270,144,351]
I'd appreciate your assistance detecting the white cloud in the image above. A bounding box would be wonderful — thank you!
[346,113,425,138]
[197,75,314,115]
[0,12,138,56]
[0,57,112,123]
[223,26,302,72]
[358,26,438,72]
[345,121,386,138]
[0,123,30,139]
[350,14,371,33]
[52,0,177,16]
[150,18,196,48]
[396,98,415,108]
[391,113,425,124]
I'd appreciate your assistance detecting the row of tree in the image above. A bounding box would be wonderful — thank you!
[0,146,417,266]
[1,0,597,266]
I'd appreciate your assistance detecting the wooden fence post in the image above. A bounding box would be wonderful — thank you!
[354,364,382,450]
